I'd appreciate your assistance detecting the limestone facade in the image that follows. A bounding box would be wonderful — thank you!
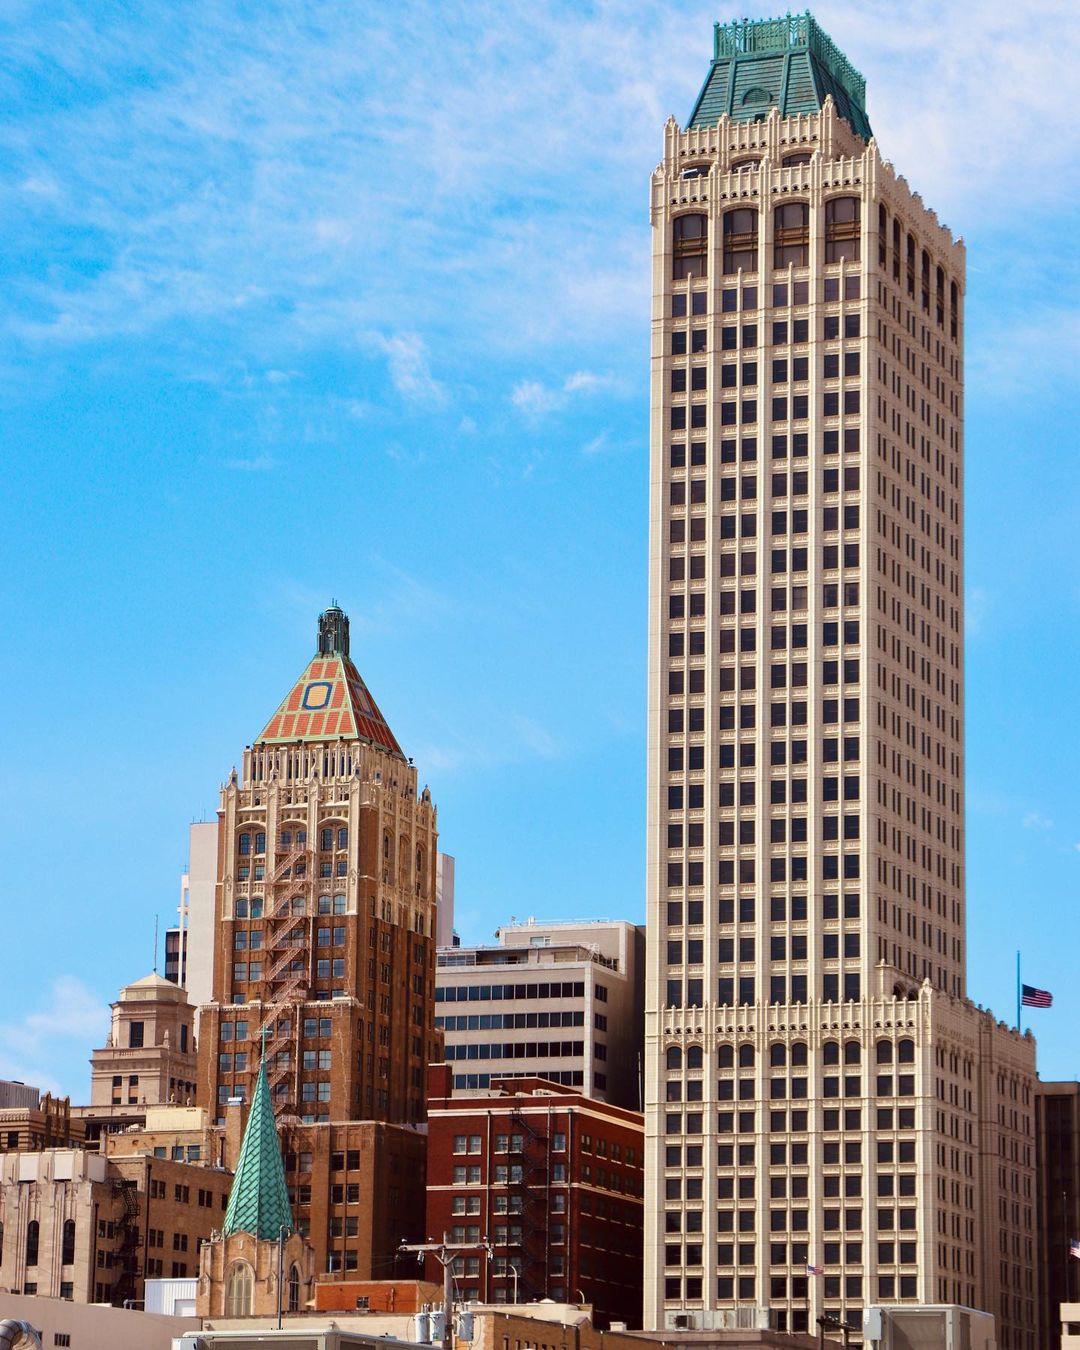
[89,972,199,1109]
[644,20,1036,1349]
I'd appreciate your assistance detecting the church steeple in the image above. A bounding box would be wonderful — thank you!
[222,1050,293,1241]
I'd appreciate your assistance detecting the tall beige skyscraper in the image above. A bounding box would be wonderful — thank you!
[644,16,1036,1346]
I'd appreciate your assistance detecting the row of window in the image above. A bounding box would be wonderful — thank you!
[437,1011,585,1031]
[664,1105,916,1134]
[672,352,861,392]
[436,981,588,1003]
[667,892,859,926]
[666,974,865,1006]
[669,389,860,430]
[444,1040,585,1062]
[663,1039,916,1070]
[673,199,862,278]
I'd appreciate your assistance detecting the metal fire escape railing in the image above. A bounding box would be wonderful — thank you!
[257,843,315,1104]
[111,1179,142,1306]
[497,1113,551,1302]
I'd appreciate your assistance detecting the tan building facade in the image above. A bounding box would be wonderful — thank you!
[89,972,199,1109]
[436,919,645,1108]
[0,1147,231,1307]
[644,13,1035,1347]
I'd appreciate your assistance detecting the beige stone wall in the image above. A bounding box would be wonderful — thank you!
[0,1291,197,1349]
[643,91,1035,1350]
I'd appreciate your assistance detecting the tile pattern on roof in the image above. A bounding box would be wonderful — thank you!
[687,13,872,141]
[222,1054,293,1241]
[256,653,403,755]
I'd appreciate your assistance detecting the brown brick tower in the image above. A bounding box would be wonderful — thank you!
[197,605,440,1272]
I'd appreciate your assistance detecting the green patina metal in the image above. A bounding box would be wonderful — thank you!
[222,1049,294,1241]
[687,12,872,141]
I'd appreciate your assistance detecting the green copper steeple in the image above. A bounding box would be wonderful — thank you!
[222,1050,294,1241]
[687,12,872,141]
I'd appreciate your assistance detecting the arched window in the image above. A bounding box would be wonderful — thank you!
[822,1041,840,1066]
[225,1260,254,1317]
[722,208,758,274]
[288,1264,301,1313]
[950,281,959,339]
[738,1044,755,1068]
[898,1038,916,1064]
[878,205,888,268]
[769,1043,787,1067]
[672,214,708,280]
[717,1045,734,1069]
[844,1041,861,1065]
[892,219,901,281]
[906,234,916,296]
[825,197,860,263]
[238,832,251,857]
[25,1219,39,1267]
[876,1040,894,1064]
[781,152,812,167]
[666,1045,682,1070]
[774,202,809,268]
[62,1218,76,1266]
[791,1042,808,1067]
[730,158,760,172]
[920,250,931,311]
[936,266,945,326]
[686,1045,703,1070]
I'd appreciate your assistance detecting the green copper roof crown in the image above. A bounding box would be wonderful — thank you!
[222,1053,294,1241]
[687,12,871,141]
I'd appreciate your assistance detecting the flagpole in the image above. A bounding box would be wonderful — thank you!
[1016,951,1021,1031]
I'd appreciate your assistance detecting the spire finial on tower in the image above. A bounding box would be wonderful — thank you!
[317,603,349,657]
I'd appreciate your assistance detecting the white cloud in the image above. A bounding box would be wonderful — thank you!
[582,432,609,455]
[965,587,990,637]
[1022,811,1054,831]
[511,369,619,418]
[224,454,275,472]
[0,977,109,1096]
[363,332,445,407]
[2,0,1077,388]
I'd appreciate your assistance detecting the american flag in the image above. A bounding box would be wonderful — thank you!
[1021,984,1053,1009]
[806,1263,824,1277]
[1070,1239,1080,1262]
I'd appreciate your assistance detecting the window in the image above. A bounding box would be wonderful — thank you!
[723,208,758,274]
[128,1021,144,1048]
[825,197,860,263]
[225,1260,254,1317]
[26,1220,39,1266]
[673,214,708,279]
[774,202,809,268]
[61,1219,75,1266]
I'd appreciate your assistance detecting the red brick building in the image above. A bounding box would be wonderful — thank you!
[425,1065,644,1328]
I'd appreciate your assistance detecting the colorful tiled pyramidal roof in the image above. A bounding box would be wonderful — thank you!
[222,1051,293,1240]
[687,12,872,141]
[256,605,403,757]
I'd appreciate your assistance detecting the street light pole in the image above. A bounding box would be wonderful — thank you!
[276,1223,289,1330]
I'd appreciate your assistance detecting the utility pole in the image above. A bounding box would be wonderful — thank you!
[399,1234,493,1350]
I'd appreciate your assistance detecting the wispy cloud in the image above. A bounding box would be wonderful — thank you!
[511,369,620,417]
[367,332,446,407]
[224,454,275,472]
[1023,811,1054,831]
[2,0,1075,392]
[0,976,109,1096]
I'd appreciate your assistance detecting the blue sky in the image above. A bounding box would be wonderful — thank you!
[1,0,1077,1098]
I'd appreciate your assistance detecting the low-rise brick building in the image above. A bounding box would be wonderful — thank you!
[425,1065,644,1328]
[0,1147,232,1306]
